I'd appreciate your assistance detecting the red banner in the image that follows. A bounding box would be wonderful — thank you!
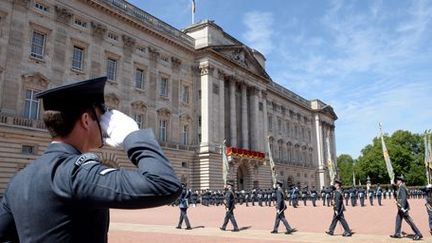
[226,147,265,159]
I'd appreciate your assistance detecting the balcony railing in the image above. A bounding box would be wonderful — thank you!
[0,113,46,130]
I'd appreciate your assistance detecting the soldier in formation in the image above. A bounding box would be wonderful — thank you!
[176,183,192,230]
[220,181,240,232]
[270,180,297,235]
[326,179,353,237]
[390,175,422,241]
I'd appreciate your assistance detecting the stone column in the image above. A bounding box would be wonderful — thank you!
[199,63,214,152]
[262,91,268,152]
[229,78,237,147]
[217,70,226,144]
[315,114,325,187]
[250,87,259,151]
[241,82,249,149]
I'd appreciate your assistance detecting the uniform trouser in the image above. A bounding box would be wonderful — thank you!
[427,208,432,230]
[345,198,349,206]
[326,197,331,207]
[328,212,351,233]
[312,198,316,207]
[292,198,298,208]
[377,196,382,205]
[222,210,239,230]
[394,210,421,235]
[360,197,365,206]
[303,198,307,206]
[178,208,191,228]
[273,211,292,231]
[369,197,373,206]
[351,198,356,207]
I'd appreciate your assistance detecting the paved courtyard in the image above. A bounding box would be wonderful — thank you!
[108,198,432,242]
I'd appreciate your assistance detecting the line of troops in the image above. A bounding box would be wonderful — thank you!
[175,178,432,241]
[172,185,427,208]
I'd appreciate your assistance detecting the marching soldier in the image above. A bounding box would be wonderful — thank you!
[350,187,357,207]
[291,186,299,208]
[0,77,181,242]
[376,184,383,206]
[310,186,318,207]
[220,181,240,232]
[176,183,192,230]
[271,180,297,234]
[358,187,366,207]
[390,175,422,240]
[344,188,350,206]
[368,188,375,206]
[422,184,432,235]
[325,187,332,207]
[326,179,353,237]
[321,186,326,206]
[302,186,309,206]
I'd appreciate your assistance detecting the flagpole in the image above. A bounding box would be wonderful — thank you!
[379,122,395,184]
[191,0,195,25]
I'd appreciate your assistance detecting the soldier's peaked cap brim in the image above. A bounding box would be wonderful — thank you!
[35,77,107,112]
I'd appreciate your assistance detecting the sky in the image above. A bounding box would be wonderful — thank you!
[127,0,432,158]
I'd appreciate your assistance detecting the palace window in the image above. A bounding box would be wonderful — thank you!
[268,115,272,132]
[74,18,87,28]
[160,77,168,97]
[21,145,36,155]
[134,113,144,128]
[24,89,40,119]
[107,32,118,41]
[181,125,189,145]
[31,31,46,59]
[135,68,145,89]
[34,2,49,12]
[72,46,84,71]
[181,85,190,104]
[159,119,168,142]
[277,119,282,134]
[106,58,117,81]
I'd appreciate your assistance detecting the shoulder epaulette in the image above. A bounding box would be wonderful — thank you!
[74,153,100,167]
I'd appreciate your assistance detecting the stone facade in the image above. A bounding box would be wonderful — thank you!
[0,0,337,194]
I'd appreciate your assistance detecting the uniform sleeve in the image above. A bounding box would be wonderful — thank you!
[52,129,181,209]
[398,187,408,210]
[0,196,19,242]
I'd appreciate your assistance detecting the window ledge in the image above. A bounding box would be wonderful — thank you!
[71,68,85,75]
[29,55,46,64]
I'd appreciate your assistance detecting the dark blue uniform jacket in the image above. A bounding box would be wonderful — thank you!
[0,129,181,243]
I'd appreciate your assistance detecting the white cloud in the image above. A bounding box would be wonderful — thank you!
[242,11,275,55]
[269,0,432,157]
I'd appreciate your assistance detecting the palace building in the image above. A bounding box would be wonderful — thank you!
[0,0,337,194]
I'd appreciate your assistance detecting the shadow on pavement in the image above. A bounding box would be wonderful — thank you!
[191,226,205,229]
[239,226,252,231]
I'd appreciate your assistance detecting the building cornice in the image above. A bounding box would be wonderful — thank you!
[76,0,196,53]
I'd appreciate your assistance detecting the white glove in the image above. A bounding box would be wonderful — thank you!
[100,109,139,148]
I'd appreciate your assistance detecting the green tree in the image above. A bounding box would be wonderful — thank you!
[353,130,426,186]
[337,154,354,185]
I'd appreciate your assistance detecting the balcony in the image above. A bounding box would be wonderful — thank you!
[0,113,46,130]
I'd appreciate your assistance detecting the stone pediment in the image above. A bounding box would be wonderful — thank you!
[211,45,270,80]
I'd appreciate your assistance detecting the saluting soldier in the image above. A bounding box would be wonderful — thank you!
[0,77,181,242]
[270,180,297,234]
[220,181,240,232]
[390,175,422,240]
[326,179,353,237]
[176,183,192,230]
